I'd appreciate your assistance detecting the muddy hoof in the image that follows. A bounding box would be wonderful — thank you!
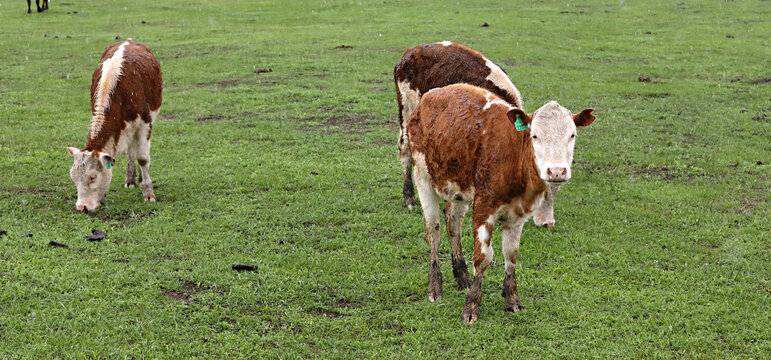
[404,197,417,210]
[144,195,156,202]
[427,288,442,302]
[461,305,479,324]
[504,304,521,313]
[125,182,136,188]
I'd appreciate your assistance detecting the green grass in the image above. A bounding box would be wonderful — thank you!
[1,0,769,358]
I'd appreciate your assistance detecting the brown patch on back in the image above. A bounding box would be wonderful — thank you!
[85,40,162,152]
[394,42,521,109]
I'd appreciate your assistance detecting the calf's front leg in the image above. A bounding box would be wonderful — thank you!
[501,222,525,312]
[125,151,137,188]
[462,213,494,324]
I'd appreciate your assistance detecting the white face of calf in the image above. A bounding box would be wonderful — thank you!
[508,102,595,185]
[67,147,113,212]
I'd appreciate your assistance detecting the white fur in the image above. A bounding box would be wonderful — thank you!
[529,101,577,183]
[412,151,442,225]
[439,41,452,46]
[474,224,494,275]
[483,57,523,108]
[482,92,513,111]
[91,41,130,139]
[397,80,420,142]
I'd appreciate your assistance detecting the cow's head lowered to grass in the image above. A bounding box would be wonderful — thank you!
[67,147,113,212]
[508,102,595,185]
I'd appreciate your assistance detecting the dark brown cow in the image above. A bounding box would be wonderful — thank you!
[407,84,594,323]
[67,39,162,212]
[27,0,49,13]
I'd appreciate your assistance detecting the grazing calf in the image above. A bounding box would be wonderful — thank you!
[67,39,162,212]
[407,84,595,323]
[27,0,49,13]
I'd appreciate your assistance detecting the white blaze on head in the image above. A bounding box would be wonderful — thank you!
[439,41,452,46]
[67,147,114,212]
[525,101,595,184]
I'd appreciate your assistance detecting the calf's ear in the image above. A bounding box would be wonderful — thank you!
[67,147,80,157]
[506,108,533,129]
[99,153,114,170]
[573,109,595,127]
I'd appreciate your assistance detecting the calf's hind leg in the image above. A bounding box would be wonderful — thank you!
[413,156,443,301]
[445,201,471,290]
[135,127,156,202]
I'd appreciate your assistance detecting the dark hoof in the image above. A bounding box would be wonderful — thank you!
[461,305,479,324]
[504,304,522,313]
[404,197,416,210]
[125,181,136,188]
[427,287,442,302]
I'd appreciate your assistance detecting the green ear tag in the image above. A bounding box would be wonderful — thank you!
[107,161,112,169]
[514,114,529,131]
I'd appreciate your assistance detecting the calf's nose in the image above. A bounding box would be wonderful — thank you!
[77,205,89,213]
[546,167,568,182]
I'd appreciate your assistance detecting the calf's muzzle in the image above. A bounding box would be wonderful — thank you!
[546,167,569,183]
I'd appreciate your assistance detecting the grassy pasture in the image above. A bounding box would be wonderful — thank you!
[0,0,769,358]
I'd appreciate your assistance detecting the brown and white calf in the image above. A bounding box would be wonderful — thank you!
[407,84,594,323]
[27,0,49,13]
[394,42,563,227]
[66,39,162,212]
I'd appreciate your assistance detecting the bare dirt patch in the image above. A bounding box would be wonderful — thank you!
[195,114,225,123]
[164,280,207,304]
[307,308,346,318]
[2,187,54,196]
[623,92,671,100]
[92,210,155,223]
[630,165,675,181]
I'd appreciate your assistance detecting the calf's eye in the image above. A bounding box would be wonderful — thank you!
[89,175,97,182]
[531,135,538,139]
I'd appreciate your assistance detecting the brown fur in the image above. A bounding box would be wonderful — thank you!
[394,42,521,109]
[408,84,549,323]
[407,85,545,227]
[84,40,162,153]
[394,42,522,208]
